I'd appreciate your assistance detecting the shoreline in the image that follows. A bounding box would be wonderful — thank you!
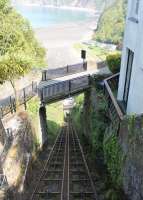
[34,20,96,46]
[34,19,97,31]
[12,2,96,13]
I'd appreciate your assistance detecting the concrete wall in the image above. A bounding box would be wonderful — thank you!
[119,115,143,200]
[118,0,143,114]
[39,105,48,146]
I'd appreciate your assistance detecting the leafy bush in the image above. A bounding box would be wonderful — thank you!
[106,53,121,73]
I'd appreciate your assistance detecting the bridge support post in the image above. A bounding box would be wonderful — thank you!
[0,119,6,145]
[39,103,48,146]
[83,88,92,143]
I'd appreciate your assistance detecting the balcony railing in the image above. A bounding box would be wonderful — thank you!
[104,73,124,126]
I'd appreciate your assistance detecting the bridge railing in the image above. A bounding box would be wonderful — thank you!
[104,73,124,128]
[39,75,90,102]
[42,62,87,81]
[0,82,37,118]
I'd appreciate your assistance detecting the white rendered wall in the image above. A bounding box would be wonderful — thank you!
[117,0,143,114]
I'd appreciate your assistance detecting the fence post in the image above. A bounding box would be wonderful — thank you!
[23,88,27,110]
[0,107,3,119]
[41,88,44,103]
[9,96,13,114]
[69,80,71,93]
[32,81,34,92]
[83,61,87,71]
[13,98,16,113]
[42,70,46,81]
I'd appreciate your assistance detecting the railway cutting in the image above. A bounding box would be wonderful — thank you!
[31,118,97,200]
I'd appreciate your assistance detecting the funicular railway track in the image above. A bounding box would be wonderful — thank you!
[31,118,97,200]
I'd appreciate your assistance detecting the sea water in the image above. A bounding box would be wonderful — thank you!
[14,4,94,28]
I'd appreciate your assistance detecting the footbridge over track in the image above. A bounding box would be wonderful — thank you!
[38,69,106,104]
[38,67,108,145]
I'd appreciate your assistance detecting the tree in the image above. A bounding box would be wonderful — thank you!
[0,0,46,107]
[0,52,33,103]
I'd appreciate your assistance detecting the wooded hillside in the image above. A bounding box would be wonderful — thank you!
[94,0,127,44]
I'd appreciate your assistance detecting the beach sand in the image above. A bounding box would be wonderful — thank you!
[34,20,97,69]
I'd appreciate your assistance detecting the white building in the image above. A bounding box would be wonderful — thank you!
[117,0,143,114]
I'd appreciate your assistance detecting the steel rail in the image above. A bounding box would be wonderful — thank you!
[31,119,98,200]
[60,124,70,200]
[30,128,63,200]
[70,120,98,200]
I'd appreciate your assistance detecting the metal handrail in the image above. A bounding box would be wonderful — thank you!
[104,73,124,121]
[104,72,120,82]
[42,62,87,81]
[0,81,37,118]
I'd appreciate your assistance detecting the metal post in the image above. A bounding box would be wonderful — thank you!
[69,80,71,93]
[32,81,34,92]
[23,88,27,110]
[83,61,87,71]
[10,96,13,114]
[67,65,69,73]
[42,70,47,81]
[81,50,87,71]
[41,88,44,103]
[13,98,16,113]
[0,107,3,119]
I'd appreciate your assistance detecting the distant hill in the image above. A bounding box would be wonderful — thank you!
[11,0,111,11]
[94,0,127,45]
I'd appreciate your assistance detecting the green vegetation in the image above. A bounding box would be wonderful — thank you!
[95,0,127,44]
[103,131,123,187]
[27,97,39,119]
[72,78,125,198]
[74,43,109,60]
[72,94,84,131]
[91,91,108,155]
[27,98,64,144]
[27,97,41,145]
[0,0,46,102]
[46,101,64,142]
[72,88,108,155]
[106,52,121,73]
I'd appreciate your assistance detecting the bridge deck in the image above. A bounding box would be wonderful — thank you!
[39,69,98,88]
[38,69,102,104]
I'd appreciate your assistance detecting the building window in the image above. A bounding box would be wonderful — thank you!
[129,0,140,23]
[135,0,140,15]
[123,49,134,110]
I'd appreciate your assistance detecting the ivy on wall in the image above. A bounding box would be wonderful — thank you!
[103,129,124,187]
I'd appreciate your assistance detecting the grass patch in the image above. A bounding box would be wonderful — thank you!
[74,43,109,60]
[71,94,84,135]
[27,97,64,143]
[46,101,64,142]
[26,97,41,146]
[26,97,39,119]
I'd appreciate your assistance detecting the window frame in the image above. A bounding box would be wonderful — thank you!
[128,0,140,23]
